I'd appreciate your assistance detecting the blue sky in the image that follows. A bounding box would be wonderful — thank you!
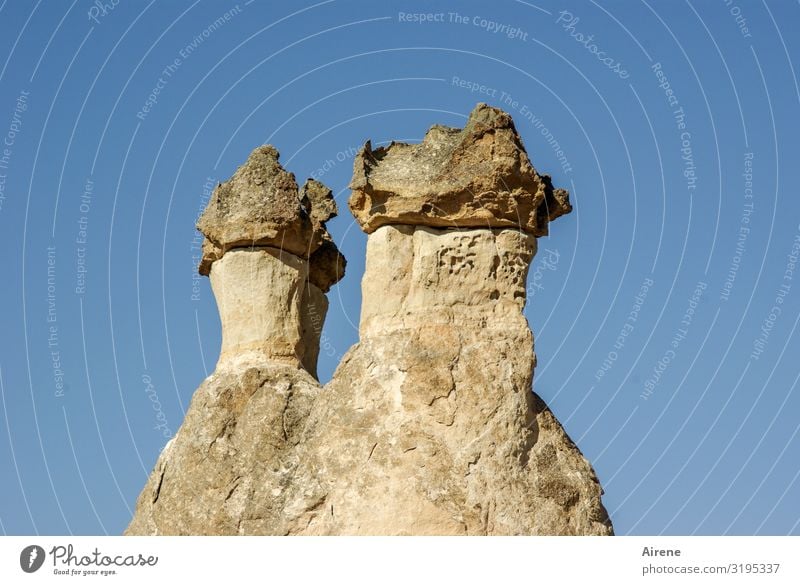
[0,0,798,535]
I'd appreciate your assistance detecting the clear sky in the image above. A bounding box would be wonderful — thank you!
[0,0,798,536]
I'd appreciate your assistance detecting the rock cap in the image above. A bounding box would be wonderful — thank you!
[197,145,345,291]
[348,103,571,236]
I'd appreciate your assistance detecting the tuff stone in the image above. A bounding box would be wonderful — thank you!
[128,106,611,536]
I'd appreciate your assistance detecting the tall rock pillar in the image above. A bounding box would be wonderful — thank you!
[126,146,345,534]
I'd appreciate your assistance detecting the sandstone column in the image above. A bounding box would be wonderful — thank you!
[282,104,612,535]
[126,146,345,534]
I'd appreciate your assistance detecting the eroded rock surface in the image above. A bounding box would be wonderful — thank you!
[127,105,611,536]
[125,362,320,535]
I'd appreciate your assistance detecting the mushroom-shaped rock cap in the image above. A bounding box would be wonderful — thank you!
[197,145,345,291]
[348,103,571,236]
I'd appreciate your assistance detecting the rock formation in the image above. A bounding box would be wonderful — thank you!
[126,147,344,535]
[126,103,612,535]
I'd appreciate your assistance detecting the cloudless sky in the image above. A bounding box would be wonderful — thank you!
[0,0,798,535]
